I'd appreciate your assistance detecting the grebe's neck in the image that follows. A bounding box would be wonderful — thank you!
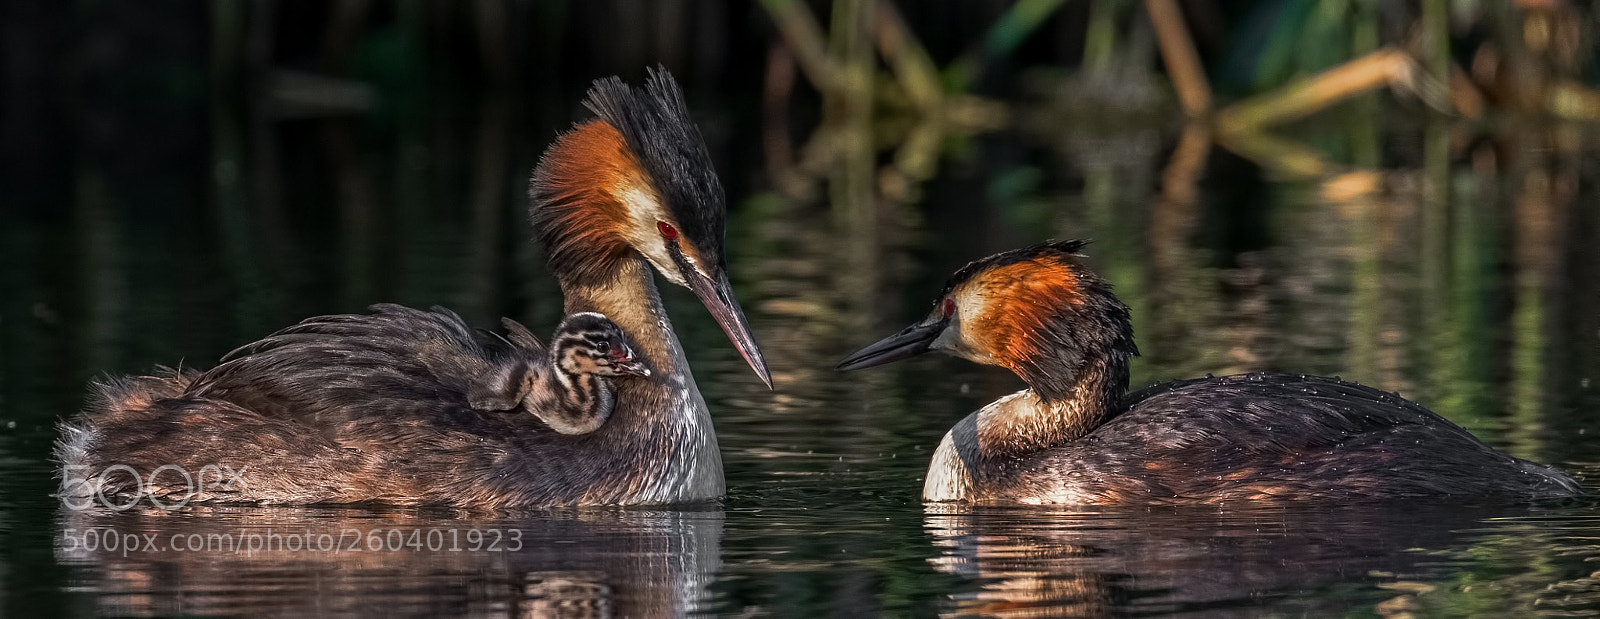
[557,254,724,503]
[976,268,1136,457]
[979,353,1127,459]
[925,340,1129,503]
[559,257,688,384]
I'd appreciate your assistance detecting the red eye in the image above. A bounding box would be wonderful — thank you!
[657,221,678,240]
[941,298,956,318]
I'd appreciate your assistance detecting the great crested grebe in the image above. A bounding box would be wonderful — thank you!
[468,311,651,435]
[57,68,769,508]
[839,241,1582,505]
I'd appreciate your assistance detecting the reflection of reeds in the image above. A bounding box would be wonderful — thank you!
[1144,0,1210,118]
[1508,165,1575,463]
[759,0,1008,211]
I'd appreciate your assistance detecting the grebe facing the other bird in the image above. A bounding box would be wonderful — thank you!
[839,241,1582,505]
[57,68,769,509]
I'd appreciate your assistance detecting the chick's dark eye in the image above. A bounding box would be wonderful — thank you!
[657,221,678,240]
[941,298,956,318]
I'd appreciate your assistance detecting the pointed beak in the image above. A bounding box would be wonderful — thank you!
[614,355,652,377]
[683,263,772,388]
[836,319,946,371]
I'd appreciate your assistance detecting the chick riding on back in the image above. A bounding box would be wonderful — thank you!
[57,68,769,509]
[470,312,651,435]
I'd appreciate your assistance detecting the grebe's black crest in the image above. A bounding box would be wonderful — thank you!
[529,67,727,284]
[936,240,1090,297]
[583,66,726,261]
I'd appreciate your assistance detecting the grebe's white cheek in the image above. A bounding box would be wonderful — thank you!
[633,233,688,287]
[616,184,689,287]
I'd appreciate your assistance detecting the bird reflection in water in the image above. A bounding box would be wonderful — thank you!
[922,503,1551,617]
[57,506,723,618]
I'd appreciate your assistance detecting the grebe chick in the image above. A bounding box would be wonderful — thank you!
[839,241,1582,505]
[56,68,769,508]
[470,312,651,435]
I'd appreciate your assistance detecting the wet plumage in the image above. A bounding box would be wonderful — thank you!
[840,241,1582,505]
[56,68,769,509]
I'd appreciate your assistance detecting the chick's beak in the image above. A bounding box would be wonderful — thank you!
[613,352,652,377]
[836,319,946,371]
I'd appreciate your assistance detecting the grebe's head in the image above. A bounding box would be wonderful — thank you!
[530,67,769,386]
[553,312,651,378]
[837,240,1136,401]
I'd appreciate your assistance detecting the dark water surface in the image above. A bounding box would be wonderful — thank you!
[5,79,1600,616]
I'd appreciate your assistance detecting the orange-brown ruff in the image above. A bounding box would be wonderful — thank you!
[535,122,717,280]
[56,68,770,509]
[839,241,1583,505]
